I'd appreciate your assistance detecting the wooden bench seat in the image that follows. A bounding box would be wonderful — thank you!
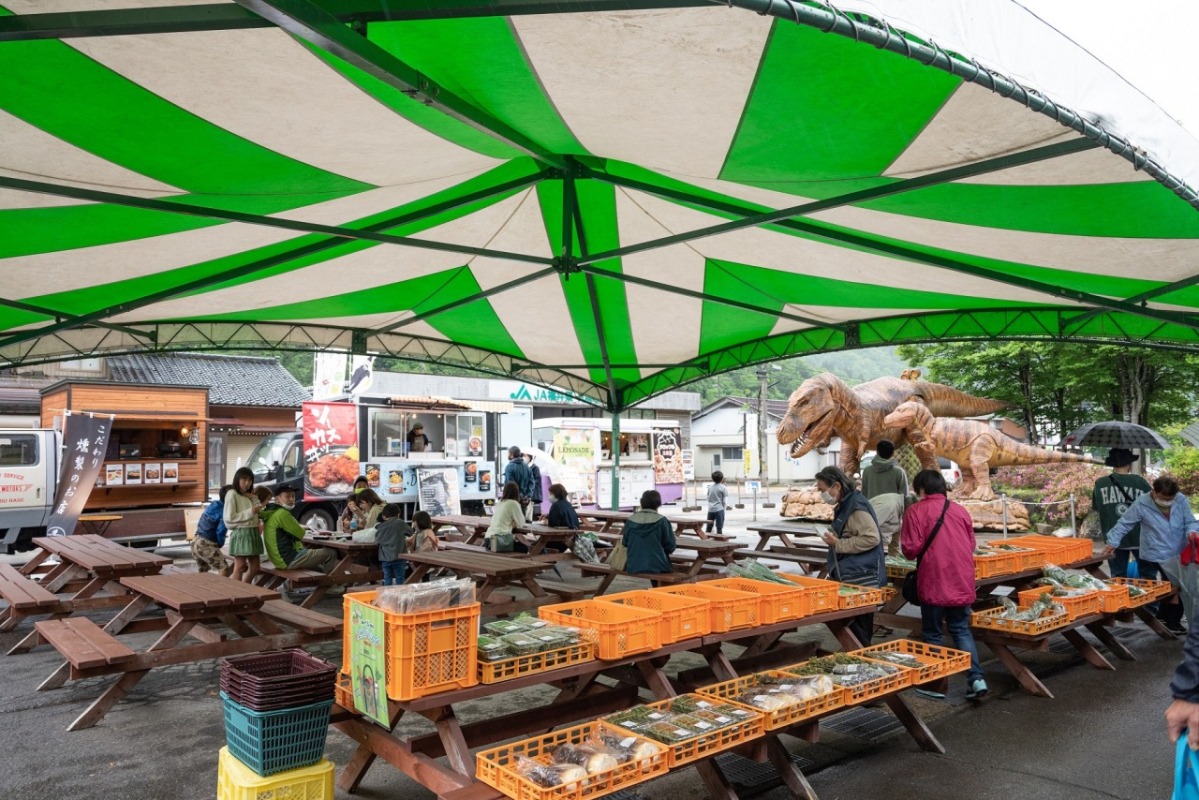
[35,617,136,670]
[533,580,586,601]
[257,564,327,588]
[0,562,60,610]
[259,600,342,635]
[577,562,695,588]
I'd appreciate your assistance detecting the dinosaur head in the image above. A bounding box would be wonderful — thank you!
[882,400,930,431]
[776,374,843,459]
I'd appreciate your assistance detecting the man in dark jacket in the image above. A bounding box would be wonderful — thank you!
[502,446,534,513]
[861,439,909,499]
[524,453,543,521]
[1167,620,1199,750]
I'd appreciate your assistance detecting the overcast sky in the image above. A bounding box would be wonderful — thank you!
[1020,0,1196,131]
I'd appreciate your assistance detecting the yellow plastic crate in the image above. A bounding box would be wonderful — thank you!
[971,605,1071,636]
[781,656,911,705]
[217,746,333,800]
[973,550,1020,580]
[603,694,765,767]
[1016,586,1101,621]
[835,583,887,609]
[475,721,667,800]
[479,642,597,684]
[1096,584,1131,613]
[1111,576,1172,604]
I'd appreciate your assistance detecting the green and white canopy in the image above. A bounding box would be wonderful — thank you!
[3,0,1199,409]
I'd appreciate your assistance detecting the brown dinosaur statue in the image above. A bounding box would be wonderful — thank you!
[883,400,1095,500]
[775,373,1007,476]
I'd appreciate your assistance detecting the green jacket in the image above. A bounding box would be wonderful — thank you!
[621,510,676,574]
[261,504,307,568]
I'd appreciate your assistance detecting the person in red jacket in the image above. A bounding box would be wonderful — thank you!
[901,469,988,700]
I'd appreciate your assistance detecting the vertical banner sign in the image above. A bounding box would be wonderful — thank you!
[312,352,347,400]
[349,600,390,728]
[652,428,684,484]
[416,467,461,516]
[348,355,374,397]
[47,412,113,536]
[301,401,360,501]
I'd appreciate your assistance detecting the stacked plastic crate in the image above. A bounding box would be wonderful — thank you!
[216,649,337,800]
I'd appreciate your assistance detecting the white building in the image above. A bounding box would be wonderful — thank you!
[691,396,839,485]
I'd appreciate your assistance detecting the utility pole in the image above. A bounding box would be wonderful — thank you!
[757,367,769,486]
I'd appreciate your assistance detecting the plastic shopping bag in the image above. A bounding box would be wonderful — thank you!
[1127,555,1140,580]
[1174,733,1199,800]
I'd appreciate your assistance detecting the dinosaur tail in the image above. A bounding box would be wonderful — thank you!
[913,381,1009,418]
[995,442,1096,467]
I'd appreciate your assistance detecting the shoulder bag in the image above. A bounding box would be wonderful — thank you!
[901,497,951,607]
[608,541,629,571]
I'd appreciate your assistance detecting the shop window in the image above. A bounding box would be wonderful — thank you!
[721,447,743,461]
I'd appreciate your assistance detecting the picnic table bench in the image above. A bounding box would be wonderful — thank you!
[1,535,170,653]
[253,535,382,608]
[35,572,340,730]
[330,600,933,800]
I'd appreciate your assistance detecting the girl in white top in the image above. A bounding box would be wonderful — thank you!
[224,467,264,583]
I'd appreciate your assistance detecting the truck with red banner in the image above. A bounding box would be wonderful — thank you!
[245,396,498,528]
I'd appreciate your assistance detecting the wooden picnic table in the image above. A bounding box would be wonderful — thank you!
[400,550,576,613]
[431,514,492,540]
[1,535,170,652]
[329,601,938,800]
[577,508,728,540]
[34,572,341,730]
[450,519,579,556]
[263,534,384,608]
[747,521,827,551]
[77,514,124,537]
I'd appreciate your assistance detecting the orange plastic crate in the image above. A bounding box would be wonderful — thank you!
[695,670,844,731]
[706,577,808,623]
[971,605,1071,636]
[886,563,914,581]
[657,583,759,632]
[1096,584,1131,613]
[539,600,662,659]
[982,544,1045,572]
[1111,576,1172,602]
[1004,535,1093,564]
[858,640,972,685]
[775,574,840,612]
[972,550,1020,579]
[1016,586,1102,621]
[603,695,765,767]
[598,590,711,643]
[479,642,597,684]
[474,721,667,800]
[781,656,911,705]
[834,583,887,609]
[334,671,357,714]
[344,590,479,701]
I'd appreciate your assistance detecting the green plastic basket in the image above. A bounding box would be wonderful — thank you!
[220,691,332,777]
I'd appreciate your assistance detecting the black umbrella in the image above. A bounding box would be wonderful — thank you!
[1062,421,1170,451]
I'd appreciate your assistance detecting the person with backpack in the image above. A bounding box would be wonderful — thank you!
[192,484,231,576]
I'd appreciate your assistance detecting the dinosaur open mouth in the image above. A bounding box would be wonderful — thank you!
[789,411,831,458]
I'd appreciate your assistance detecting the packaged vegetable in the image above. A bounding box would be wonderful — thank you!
[476,634,512,662]
[516,758,587,789]
[484,619,529,636]
[500,633,543,656]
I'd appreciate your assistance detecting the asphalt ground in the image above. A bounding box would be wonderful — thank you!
[0,499,1184,800]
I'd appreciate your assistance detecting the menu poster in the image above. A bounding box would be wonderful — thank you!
[653,428,684,484]
[478,469,492,493]
[463,460,478,483]
[125,463,143,485]
[349,600,389,728]
[387,469,405,495]
[301,400,359,501]
[365,463,380,489]
[162,463,179,484]
[105,464,124,486]
[144,463,162,484]
[417,467,461,516]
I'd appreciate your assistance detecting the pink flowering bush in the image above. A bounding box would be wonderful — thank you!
[992,463,1106,526]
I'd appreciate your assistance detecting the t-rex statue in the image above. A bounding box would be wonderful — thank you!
[883,400,1095,500]
[775,373,1007,476]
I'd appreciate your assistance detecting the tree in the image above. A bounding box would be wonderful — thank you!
[898,341,1199,443]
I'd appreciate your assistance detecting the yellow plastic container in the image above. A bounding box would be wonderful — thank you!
[216,746,333,800]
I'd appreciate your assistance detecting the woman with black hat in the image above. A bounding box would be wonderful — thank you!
[1092,448,1151,579]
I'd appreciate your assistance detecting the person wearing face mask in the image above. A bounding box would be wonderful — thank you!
[1103,475,1198,633]
[261,485,336,576]
[814,466,886,646]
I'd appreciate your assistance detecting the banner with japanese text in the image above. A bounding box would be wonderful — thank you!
[47,412,113,536]
[301,401,360,501]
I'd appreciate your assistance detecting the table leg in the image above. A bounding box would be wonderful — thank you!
[1084,621,1137,661]
[739,631,786,659]
[219,614,261,639]
[765,736,819,800]
[18,548,51,575]
[697,643,739,683]
[421,707,474,779]
[337,707,406,793]
[520,576,549,598]
[1061,628,1115,671]
[1134,606,1177,640]
[405,563,432,584]
[988,641,1054,698]
[67,618,196,731]
[40,561,84,594]
[881,693,945,754]
[239,611,283,636]
[595,569,617,595]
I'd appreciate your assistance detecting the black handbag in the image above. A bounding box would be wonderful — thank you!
[901,497,950,607]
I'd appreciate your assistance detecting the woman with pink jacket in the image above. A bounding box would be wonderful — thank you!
[901,469,987,700]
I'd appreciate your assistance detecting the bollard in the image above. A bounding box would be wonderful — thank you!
[1001,494,1008,538]
[1069,494,1077,536]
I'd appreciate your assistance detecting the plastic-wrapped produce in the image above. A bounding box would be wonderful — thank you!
[476,635,512,662]
[375,578,475,614]
[500,632,543,656]
[515,757,587,789]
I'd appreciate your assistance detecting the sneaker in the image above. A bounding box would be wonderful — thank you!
[1166,620,1187,635]
[915,688,946,700]
[966,679,989,700]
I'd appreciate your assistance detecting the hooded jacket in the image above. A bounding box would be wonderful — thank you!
[861,457,908,499]
[261,503,307,568]
[621,509,676,574]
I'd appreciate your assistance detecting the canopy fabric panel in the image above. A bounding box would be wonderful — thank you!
[2,0,1199,410]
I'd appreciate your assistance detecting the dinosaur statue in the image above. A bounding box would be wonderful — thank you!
[775,373,1007,476]
[883,400,1095,500]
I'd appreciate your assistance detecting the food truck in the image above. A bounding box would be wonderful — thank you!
[247,396,498,527]
[532,418,684,509]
